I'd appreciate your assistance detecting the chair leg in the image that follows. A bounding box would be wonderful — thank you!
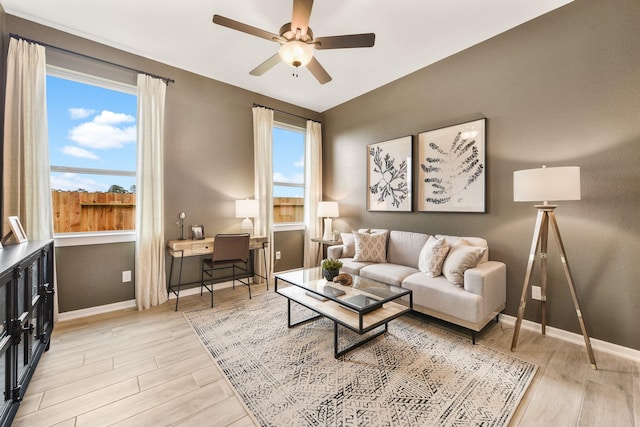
[246,260,252,299]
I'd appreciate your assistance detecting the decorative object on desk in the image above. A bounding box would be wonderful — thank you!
[191,224,205,240]
[178,212,186,240]
[367,135,412,211]
[235,199,259,235]
[332,273,353,286]
[418,118,486,212]
[317,201,339,241]
[5,216,28,244]
[321,258,342,281]
[511,165,597,369]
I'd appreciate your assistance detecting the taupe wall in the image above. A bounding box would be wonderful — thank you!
[3,15,318,312]
[321,0,640,350]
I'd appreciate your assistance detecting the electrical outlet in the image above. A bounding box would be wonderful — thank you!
[122,270,132,283]
[532,285,542,301]
[275,251,281,260]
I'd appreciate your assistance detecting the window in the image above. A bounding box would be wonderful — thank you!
[272,123,305,224]
[46,67,137,235]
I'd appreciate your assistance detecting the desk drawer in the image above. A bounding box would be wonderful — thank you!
[192,242,212,255]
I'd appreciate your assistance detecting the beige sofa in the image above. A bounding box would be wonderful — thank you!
[327,229,506,342]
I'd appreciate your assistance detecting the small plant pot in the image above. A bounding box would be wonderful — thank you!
[322,269,339,282]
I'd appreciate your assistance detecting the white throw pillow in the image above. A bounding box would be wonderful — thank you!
[418,236,450,277]
[340,232,355,258]
[352,231,388,263]
[442,244,487,286]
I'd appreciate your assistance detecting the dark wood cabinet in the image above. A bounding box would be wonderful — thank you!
[0,240,54,426]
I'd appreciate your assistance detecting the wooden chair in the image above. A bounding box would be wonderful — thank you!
[201,233,252,306]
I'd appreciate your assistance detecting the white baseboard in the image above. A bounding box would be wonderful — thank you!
[58,299,137,322]
[500,314,640,363]
[58,281,236,322]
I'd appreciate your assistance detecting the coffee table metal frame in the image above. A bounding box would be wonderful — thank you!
[275,268,412,358]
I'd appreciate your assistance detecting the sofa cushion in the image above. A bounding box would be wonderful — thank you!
[353,231,388,263]
[436,235,489,263]
[359,263,418,287]
[387,230,430,268]
[402,272,483,325]
[442,243,487,286]
[418,236,450,277]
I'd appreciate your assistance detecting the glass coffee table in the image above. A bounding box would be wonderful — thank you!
[275,268,413,358]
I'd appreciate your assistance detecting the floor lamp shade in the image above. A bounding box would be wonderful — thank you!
[317,201,339,241]
[235,199,259,235]
[513,166,580,203]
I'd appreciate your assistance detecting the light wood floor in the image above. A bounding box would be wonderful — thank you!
[13,283,640,426]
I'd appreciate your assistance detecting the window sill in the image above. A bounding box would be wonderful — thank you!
[54,231,136,247]
[273,223,305,232]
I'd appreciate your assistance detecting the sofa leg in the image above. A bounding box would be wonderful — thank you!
[471,331,476,345]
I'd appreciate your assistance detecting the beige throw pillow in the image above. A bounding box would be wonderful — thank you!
[418,236,450,277]
[442,244,487,286]
[352,231,388,263]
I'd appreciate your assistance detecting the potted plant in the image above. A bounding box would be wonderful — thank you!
[321,258,343,281]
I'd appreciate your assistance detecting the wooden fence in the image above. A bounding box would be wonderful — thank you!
[52,193,304,233]
[52,191,136,233]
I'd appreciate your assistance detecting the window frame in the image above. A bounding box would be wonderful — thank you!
[272,121,306,230]
[46,65,138,245]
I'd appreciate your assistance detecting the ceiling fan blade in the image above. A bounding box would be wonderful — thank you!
[213,15,283,43]
[291,0,313,36]
[306,56,332,84]
[249,53,282,76]
[314,33,376,49]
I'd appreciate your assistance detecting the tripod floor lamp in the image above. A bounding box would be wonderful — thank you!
[511,166,597,370]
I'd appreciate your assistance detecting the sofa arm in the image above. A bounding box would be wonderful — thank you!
[327,245,344,259]
[464,261,506,298]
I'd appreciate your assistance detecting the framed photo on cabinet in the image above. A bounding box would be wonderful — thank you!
[418,119,486,212]
[367,135,412,212]
[8,216,28,243]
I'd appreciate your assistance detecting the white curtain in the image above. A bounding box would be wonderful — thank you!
[2,38,58,319]
[252,107,274,283]
[135,74,167,310]
[2,38,53,241]
[303,120,323,268]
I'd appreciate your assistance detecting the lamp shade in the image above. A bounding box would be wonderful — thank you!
[235,199,259,218]
[317,201,339,218]
[513,166,581,202]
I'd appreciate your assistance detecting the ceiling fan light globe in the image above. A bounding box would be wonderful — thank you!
[279,40,313,68]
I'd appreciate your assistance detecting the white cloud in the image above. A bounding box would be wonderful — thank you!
[294,156,304,168]
[69,107,96,120]
[273,172,304,184]
[69,122,136,149]
[50,173,108,192]
[93,110,135,125]
[67,109,136,149]
[61,145,99,159]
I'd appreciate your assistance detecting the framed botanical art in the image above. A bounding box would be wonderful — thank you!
[367,136,412,211]
[418,118,486,212]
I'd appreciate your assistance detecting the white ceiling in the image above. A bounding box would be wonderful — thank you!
[1,0,572,112]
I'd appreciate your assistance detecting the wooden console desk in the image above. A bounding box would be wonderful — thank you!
[166,235,269,310]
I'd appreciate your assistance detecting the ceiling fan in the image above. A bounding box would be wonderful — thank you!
[212,0,375,84]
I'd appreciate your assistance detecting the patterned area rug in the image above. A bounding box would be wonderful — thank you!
[185,292,536,426]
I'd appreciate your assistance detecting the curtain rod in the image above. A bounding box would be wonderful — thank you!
[10,33,175,85]
[252,103,320,123]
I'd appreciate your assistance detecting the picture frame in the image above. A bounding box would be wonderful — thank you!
[418,118,486,212]
[191,225,205,240]
[8,216,28,243]
[367,135,412,212]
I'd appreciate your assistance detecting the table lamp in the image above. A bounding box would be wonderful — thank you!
[511,165,596,369]
[317,201,339,241]
[235,199,259,235]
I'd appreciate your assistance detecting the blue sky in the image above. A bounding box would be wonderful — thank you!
[47,75,305,196]
[47,75,137,192]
